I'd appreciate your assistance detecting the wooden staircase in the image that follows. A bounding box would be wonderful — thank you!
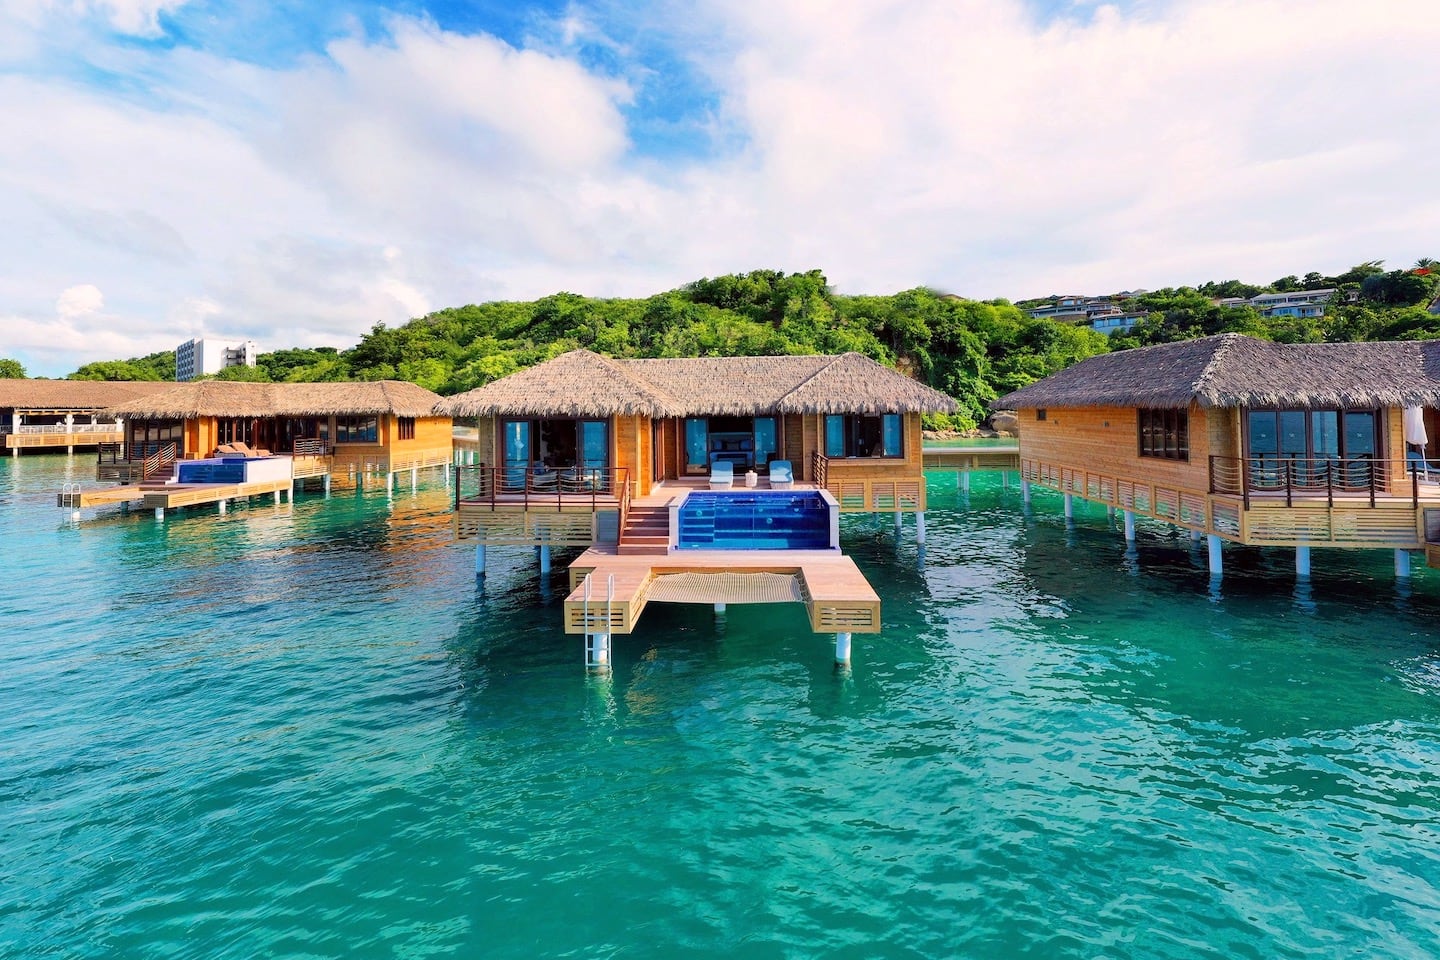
[618,505,670,556]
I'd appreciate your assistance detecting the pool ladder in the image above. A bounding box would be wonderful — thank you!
[582,572,615,669]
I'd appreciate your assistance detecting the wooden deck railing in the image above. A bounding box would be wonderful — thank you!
[1208,455,1415,509]
[1025,455,1428,548]
[455,464,630,513]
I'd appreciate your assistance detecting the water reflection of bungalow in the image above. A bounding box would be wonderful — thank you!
[1,380,172,456]
[103,381,453,488]
[996,333,1440,578]
[438,349,959,667]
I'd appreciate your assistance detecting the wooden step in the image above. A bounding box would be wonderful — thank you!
[617,543,669,556]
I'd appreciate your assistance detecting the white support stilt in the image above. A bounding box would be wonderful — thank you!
[1295,545,1311,580]
[916,511,926,544]
[273,490,281,505]
[1190,529,1202,542]
[539,544,551,574]
[835,631,852,665]
[386,472,395,496]
[154,506,164,521]
[1063,494,1073,519]
[475,544,486,577]
[589,633,611,667]
[1396,548,1413,579]
[1123,509,1135,542]
[1001,472,1009,489]
[894,510,903,534]
[323,474,332,496]
[961,471,970,494]
[1106,504,1115,520]
[714,602,726,615]
[218,499,227,515]
[1207,534,1223,578]
[411,467,418,491]
[1021,479,1031,503]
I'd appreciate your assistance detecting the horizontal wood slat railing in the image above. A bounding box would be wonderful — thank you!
[1023,456,1426,548]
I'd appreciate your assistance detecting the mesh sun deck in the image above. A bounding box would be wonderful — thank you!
[642,571,808,605]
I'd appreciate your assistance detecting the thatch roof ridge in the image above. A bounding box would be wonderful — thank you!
[773,352,959,414]
[103,380,445,419]
[436,349,681,418]
[995,334,1440,411]
[0,379,174,410]
[436,348,960,418]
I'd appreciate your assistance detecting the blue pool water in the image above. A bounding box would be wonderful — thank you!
[677,491,831,549]
[3,455,1440,958]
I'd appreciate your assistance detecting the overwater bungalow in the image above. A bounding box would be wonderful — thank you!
[101,380,453,487]
[439,348,957,542]
[995,333,1440,575]
[1,379,173,456]
[438,349,958,665]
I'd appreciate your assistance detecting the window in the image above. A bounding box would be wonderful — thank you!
[397,417,415,441]
[1138,408,1188,460]
[1036,409,1047,421]
[822,414,904,458]
[336,416,378,443]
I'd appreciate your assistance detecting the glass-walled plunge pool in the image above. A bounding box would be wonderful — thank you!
[676,491,833,550]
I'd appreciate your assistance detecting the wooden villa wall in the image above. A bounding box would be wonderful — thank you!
[613,415,652,496]
[813,411,927,511]
[1019,403,1221,493]
[330,414,453,477]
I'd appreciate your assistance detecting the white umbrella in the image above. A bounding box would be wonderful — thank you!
[1404,405,1428,446]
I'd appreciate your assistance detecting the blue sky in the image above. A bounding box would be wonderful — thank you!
[1,0,1435,376]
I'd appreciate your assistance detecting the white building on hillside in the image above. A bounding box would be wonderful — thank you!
[175,338,258,381]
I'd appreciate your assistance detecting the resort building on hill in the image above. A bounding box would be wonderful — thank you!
[995,333,1440,577]
[438,349,958,666]
[102,380,452,485]
[174,337,258,381]
[0,379,173,457]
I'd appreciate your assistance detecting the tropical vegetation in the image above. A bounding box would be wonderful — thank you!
[12,259,1436,431]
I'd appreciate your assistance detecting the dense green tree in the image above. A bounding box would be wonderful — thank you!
[0,358,26,378]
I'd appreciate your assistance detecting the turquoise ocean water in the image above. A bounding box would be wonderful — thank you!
[2,455,1438,958]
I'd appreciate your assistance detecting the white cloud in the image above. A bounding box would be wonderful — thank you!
[1,0,1438,375]
[56,283,105,318]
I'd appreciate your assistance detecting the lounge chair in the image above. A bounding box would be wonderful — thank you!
[768,460,794,489]
[709,461,734,489]
[1406,450,1440,481]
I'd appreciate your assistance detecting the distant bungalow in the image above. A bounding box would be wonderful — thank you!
[0,379,173,456]
[438,349,958,666]
[996,333,1440,576]
[103,380,452,487]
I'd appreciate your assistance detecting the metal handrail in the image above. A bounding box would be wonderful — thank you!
[1209,454,1409,508]
[454,464,630,513]
[17,422,122,434]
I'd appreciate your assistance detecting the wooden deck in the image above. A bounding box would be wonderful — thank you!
[1023,455,1440,550]
[921,444,1020,472]
[8,429,124,450]
[562,546,881,636]
[141,478,292,510]
[57,486,146,509]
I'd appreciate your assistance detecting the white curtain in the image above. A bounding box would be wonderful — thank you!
[1403,406,1428,446]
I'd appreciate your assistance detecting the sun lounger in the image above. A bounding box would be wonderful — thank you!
[709,461,734,489]
[769,460,793,489]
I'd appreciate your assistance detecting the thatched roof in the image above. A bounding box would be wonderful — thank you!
[437,350,682,418]
[995,333,1440,410]
[0,379,173,411]
[104,380,445,419]
[437,349,958,418]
